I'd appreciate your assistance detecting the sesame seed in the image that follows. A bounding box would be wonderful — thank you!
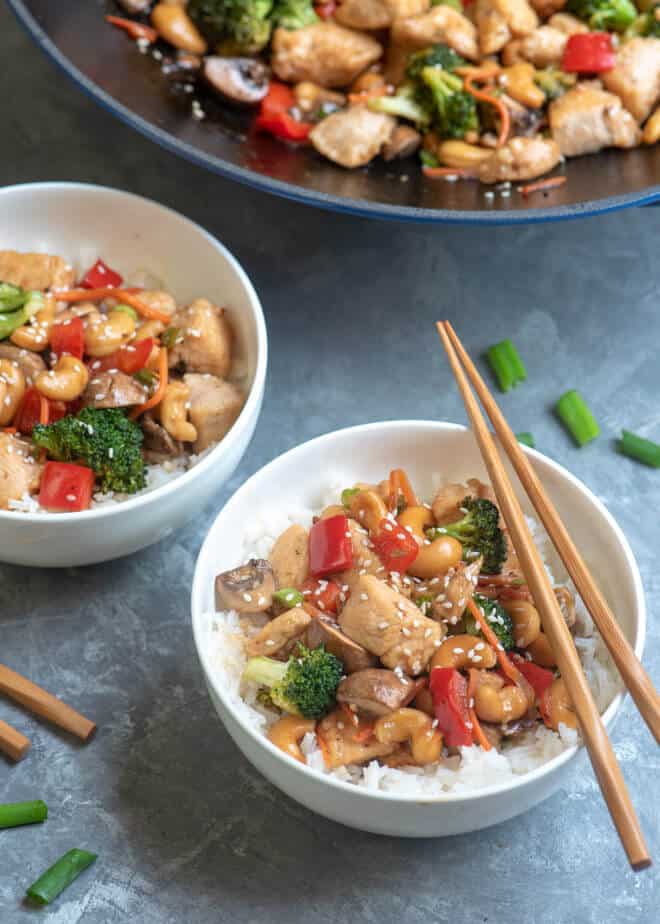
[242,593,252,602]
[265,639,275,647]
[402,627,411,637]
[377,621,388,630]
[359,593,369,601]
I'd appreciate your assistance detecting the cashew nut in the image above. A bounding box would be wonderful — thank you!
[504,599,541,648]
[84,309,136,357]
[151,3,208,54]
[374,707,443,765]
[407,535,463,579]
[397,505,434,539]
[541,676,577,731]
[267,715,316,763]
[348,489,388,533]
[643,107,660,146]
[473,671,530,723]
[158,381,197,442]
[436,140,493,169]
[430,634,497,671]
[10,295,55,352]
[36,356,89,402]
[0,360,26,425]
[526,631,556,667]
[499,63,545,109]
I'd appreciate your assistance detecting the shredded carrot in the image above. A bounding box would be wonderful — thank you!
[56,287,120,303]
[130,347,168,419]
[347,87,389,105]
[56,287,171,323]
[389,468,418,509]
[113,290,172,324]
[422,166,478,180]
[340,702,359,728]
[353,721,375,743]
[467,597,522,686]
[106,15,158,43]
[519,176,567,197]
[467,669,492,751]
[463,74,510,148]
[2,427,17,435]
[39,395,49,426]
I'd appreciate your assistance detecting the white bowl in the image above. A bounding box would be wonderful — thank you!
[192,421,645,837]
[0,183,267,566]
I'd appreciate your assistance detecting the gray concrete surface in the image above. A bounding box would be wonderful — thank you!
[1,6,659,922]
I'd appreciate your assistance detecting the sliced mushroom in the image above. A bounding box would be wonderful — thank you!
[336,668,413,717]
[82,371,148,409]
[0,343,46,386]
[382,124,422,161]
[215,559,276,614]
[306,614,377,673]
[203,57,270,106]
[141,413,183,463]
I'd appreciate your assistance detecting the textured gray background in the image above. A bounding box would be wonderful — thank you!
[1,6,659,922]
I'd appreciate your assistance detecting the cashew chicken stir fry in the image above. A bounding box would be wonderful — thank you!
[108,0,660,187]
[0,251,244,512]
[218,469,580,770]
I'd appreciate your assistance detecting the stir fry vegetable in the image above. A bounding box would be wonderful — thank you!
[243,644,343,717]
[440,497,507,575]
[619,429,660,467]
[486,339,527,393]
[556,389,600,446]
[26,849,97,906]
[0,800,48,829]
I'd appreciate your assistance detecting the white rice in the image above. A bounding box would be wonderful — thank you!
[205,481,621,796]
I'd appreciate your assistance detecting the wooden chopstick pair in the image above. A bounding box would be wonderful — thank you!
[0,663,96,762]
[436,321,655,872]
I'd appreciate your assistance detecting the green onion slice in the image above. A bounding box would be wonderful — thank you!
[341,487,360,507]
[112,303,138,321]
[619,430,660,468]
[273,588,304,609]
[516,431,535,448]
[160,326,182,349]
[486,339,527,392]
[26,849,97,906]
[0,800,48,829]
[556,390,599,447]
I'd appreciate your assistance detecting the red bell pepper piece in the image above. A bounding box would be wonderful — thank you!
[371,517,419,574]
[80,259,123,290]
[92,338,154,375]
[255,82,313,143]
[38,461,95,512]
[301,578,342,614]
[309,514,353,577]
[512,655,554,703]
[314,2,337,18]
[14,389,66,435]
[429,667,473,747]
[561,33,615,74]
[50,316,85,359]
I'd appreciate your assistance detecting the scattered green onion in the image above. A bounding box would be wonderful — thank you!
[425,526,447,540]
[556,389,600,446]
[26,849,97,906]
[619,429,660,468]
[486,339,527,392]
[0,800,48,829]
[341,487,360,507]
[419,150,439,168]
[134,369,157,387]
[0,281,29,312]
[112,303,138,321]
[160,326,182,349]
[516,431,536,448]
[273,588,304,609]
[414,594,434,616]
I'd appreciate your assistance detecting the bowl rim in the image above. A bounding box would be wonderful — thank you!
[0,181,268,523]
[192,419,646,804]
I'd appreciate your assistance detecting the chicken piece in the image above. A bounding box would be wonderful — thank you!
[431,558,481,626]
[306,615,377,673]
[337,668,413,716]
[602,37,660,124]
[310,106,395,169]
[0,251,74,292]
[0,434,41,509]
[519,26,567,68]
[169,298,233,378]
[317,709,396,768]
[337,518,385,594]
[392,6,479,60]
[382,124,422,161]
[183,373,244,453]
[0,344,46,386]
[82,370,147,409]
[547,12,587,34]
[270,524,310,590]
[134,289,177,318]
[549,84,641,157]
[339,574,444,675]
[141,413,183,463]
[216,559,276,613]
[385,0,430,18]
[431,482,468,525]
[530,0,565,17]
[246,607,312,658]
[478,135,561,182]
[335,0,392,30]
[476,0,538,55]
[271,23,382,89]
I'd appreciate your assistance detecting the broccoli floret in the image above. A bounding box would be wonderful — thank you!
[406,43,466,82]
[32,408,146,495]
[440,496,507,574]
[464,594,514,651]
[420,66,479,139]
[242,644,343,718]
[626,9,660,36]
[369,82,433,128]
[534,68,577,101]
[566,0,637,32]
[188,0,274,53]
[273,0,318,29]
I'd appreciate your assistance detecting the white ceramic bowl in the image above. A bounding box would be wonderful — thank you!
[192,421,645,837]
[0,183,267,566]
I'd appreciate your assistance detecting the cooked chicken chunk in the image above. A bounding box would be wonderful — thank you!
[476,0,538,55]
[0,434,41,509]
[431,559,481,625]
[335,0,392,30]
[337,518,385,593]
[479,135,561,182]
[306,615,377,673]
[339,574,444,675]
[386,0,431,17]
[183,373,244,453]
[547,12,587,34]
[246,607,311,658]
[549,84,641,157]
[270,524,310,589]
[519,26,567,68]
[82,370,147,409]
[169,298,233,378]
[0,344,46,386]
[271,23,382,89]
[134,289,177,318]
[141,413,183,463]
[317,709,396,768]
[431,482,468,525]
[602,37,660,124]
[391,6,479,61]
[337,668,413,716]
[0,251,74,292]
[310,106,396,168]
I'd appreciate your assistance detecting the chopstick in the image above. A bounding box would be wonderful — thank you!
[0,719,30,762]
[442,322,660,746]
[436,321,651,872]
[0,664,96,742]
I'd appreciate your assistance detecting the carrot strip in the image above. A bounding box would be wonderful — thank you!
[464,75,510,148]
[520,176,567,197]
[340,702,359,728]
[347,87,389,105]
[106,15,158,43]
[56,287,121,303]
[389,468,418,510]
[467,669,492,751]
[38,395,49,426]
[353,722,375,743]
[130,347,168,419]
[55,287,171,323]
[2,427,17,435]
[422,166,478,180]
[113,290,172,324]
[467,597,522,686]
